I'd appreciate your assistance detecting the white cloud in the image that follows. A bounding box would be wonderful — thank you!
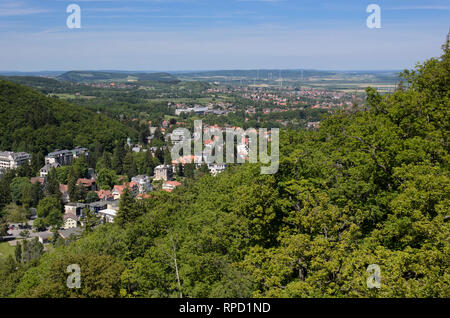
[0,1,50,17]
[386,6,450,11]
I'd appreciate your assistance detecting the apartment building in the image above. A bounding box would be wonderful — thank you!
[0,151,31,171]
[45,147,88,166]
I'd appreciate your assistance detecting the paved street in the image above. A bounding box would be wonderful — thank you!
[6,220,53,241]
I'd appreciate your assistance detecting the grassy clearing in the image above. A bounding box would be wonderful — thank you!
[49,93,97,100]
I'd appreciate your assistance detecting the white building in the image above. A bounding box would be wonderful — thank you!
[45,150,73,165]
[40,162,60,177]
[72,147,88,159]
[45,147,88,166]
[98,208,117,223]
[0,151,31,171]
[63,213,78,230]
[175,106,210,116]
[170,130,187,144]
[131,175,153,193]
[162,180,182,192]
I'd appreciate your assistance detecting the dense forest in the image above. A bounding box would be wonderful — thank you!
[0,43,448,298]
[0,80,135,154]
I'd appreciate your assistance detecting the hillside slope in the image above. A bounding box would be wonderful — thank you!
[58,71,179,83]
[0,80,134,154]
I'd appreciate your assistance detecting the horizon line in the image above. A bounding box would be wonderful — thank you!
[0,68,404,74]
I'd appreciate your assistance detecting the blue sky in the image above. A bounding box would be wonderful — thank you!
[0,0,449,71]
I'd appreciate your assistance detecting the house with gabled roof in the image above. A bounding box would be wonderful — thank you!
[63,213,78,229]
[112,182,139,200]
[162,180,182,193]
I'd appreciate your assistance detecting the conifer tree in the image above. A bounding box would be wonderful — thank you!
[115,187,138,228]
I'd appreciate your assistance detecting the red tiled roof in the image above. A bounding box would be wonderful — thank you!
[113,182,138,195]
[171,155,200,165]
[163,181,181,187]
[77,178,96,186]
[59,184,68,193]
[129,181,138,187]
[96,190,113,199]
[30,177,45,185]
[137,193,151,199]
[113,185,126,194]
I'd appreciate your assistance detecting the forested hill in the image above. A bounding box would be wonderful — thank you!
[57,71,179,83]
[0,76,68,94]
[2,43,447,298]
[0,80,134,154]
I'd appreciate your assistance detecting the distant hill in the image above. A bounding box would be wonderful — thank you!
[0,71,64,77]
[0,76,67,92]
[0,80,134,154]
[57,71,180,84]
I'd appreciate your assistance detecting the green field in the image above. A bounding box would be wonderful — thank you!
[50,93,97,100]
[164,115,178,121]
[304,82,397,92]
[0,242,14,261]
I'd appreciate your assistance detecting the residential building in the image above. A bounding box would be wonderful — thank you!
[98,209,117,223]
[154,165,173,181]
[175,106,210,116]
[112,182,139,200]
[45,147,88,166]
[171,155,203,167]
[45,150,73,165]
[72,147,88,159]
[162,180,182,193]
[39,162,60,177]
[107,200,120,211]
[64,203,86,219]
[77,178,97,191]
[63,213,78,230]
[0,151,31,171]
[88,201,108,214]
[131,175,153,193]
[96,189,114,201]
[170,130,187,144]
